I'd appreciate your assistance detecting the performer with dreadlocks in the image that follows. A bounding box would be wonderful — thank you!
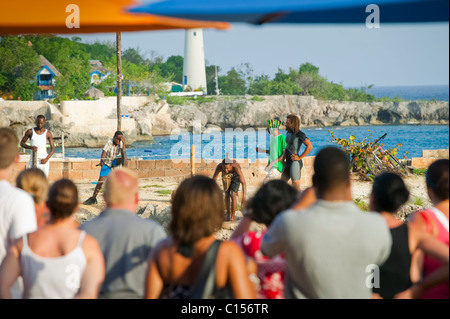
[281,114,313,191]
[256,118,287,184]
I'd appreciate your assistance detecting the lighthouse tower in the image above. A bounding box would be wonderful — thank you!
[183,29,207,94]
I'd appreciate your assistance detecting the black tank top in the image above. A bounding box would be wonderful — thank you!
[372,223,412,299]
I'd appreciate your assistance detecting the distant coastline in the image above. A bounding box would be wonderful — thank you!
[345,84,449,102]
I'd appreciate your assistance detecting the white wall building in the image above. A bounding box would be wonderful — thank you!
[183,29,207,94]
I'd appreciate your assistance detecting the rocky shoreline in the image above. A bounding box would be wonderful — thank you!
[1,95,448,148]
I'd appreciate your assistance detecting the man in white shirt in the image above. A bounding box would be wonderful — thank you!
[0,127,37,298]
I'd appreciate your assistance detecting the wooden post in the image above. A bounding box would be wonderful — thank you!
[33,150,37,168]
[116,32,122,131]
[61,132,65,159]
[191,145,195,177]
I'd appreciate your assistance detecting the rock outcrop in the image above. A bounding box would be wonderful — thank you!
[1,95,448,147]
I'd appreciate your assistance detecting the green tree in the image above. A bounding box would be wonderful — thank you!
[158,55,184,83]
[219,68,246,95]
[122,47,145,65]
[206,64,220,95]
[248,74,271,95]
[0,36,40,100]
[299,62,320,75]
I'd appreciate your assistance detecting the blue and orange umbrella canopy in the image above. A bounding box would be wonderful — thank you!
[0,0,230,35]
[129,0,449,24]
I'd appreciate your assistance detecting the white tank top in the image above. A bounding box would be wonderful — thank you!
[20,231,87,299]
[30,128,48,158]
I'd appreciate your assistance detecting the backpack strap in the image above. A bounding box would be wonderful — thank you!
[190,240,222,299]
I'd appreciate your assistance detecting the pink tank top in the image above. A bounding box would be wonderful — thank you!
[419,208,449,299]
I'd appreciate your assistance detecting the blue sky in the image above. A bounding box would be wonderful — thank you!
[74,21,449,87]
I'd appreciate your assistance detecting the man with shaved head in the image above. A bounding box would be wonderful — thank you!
[80,168,166,299]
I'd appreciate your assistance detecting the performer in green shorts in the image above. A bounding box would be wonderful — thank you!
[256,119,286,184]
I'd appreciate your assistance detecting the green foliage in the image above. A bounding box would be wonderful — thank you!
[0,36,40,99]
[413,168,428,175]
[329,129,407,181]
[1,36,430,103]
[156,190,173,195]
[251,96,265,102]
[151,55,184,83]
[166,96,188,106]
[354,198,370,212]
[219,68,247,95]
[413,196,425,207]
[206,64,219,95]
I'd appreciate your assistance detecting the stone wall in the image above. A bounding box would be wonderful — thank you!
[411,149,449,168]
[12,149,449,187]
[12,156,316,188]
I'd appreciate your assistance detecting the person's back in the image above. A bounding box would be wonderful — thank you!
[265,201,390,298]
[80,168,166,299]
[0,182,36,261]
[16,168,50,228]
[81,208,166,298]
[145,175,256,299]
[261,147,391,299]
[20,226,88,299]
[0,128,37,299]
[414,208,449,299]
[409,159,449,299]
[0,179,104,299]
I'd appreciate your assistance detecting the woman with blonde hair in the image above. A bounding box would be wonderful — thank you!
[16,168,50,228]
[145,175,256,299]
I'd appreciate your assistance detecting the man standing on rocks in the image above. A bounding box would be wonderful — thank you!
[20,115,55,178]
[83,131,126,205]
[80,168,166,299]
[281,114,313,191]
[212,156,247,222]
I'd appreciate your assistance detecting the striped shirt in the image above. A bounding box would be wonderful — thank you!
[102,139,123,167]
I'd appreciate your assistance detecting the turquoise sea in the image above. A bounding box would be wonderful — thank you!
[58,124,449,161]
[57,85,449,161]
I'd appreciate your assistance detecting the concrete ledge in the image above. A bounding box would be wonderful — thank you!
[13,149,448,185]
[411,149,449,169]
[12,156,316,188]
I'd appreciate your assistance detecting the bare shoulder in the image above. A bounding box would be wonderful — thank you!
[153,238,175,256]
[23,128,33,137]
[219,240,242,255]
[82,233,102,256]
[232,162,242,169]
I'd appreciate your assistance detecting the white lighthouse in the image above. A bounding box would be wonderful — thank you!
[183,28,207,94]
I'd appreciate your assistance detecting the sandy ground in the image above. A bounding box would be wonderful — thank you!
[74,173,431,240]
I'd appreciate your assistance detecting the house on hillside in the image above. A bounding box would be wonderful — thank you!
[89,60,111,85]
[34,55,61,100]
